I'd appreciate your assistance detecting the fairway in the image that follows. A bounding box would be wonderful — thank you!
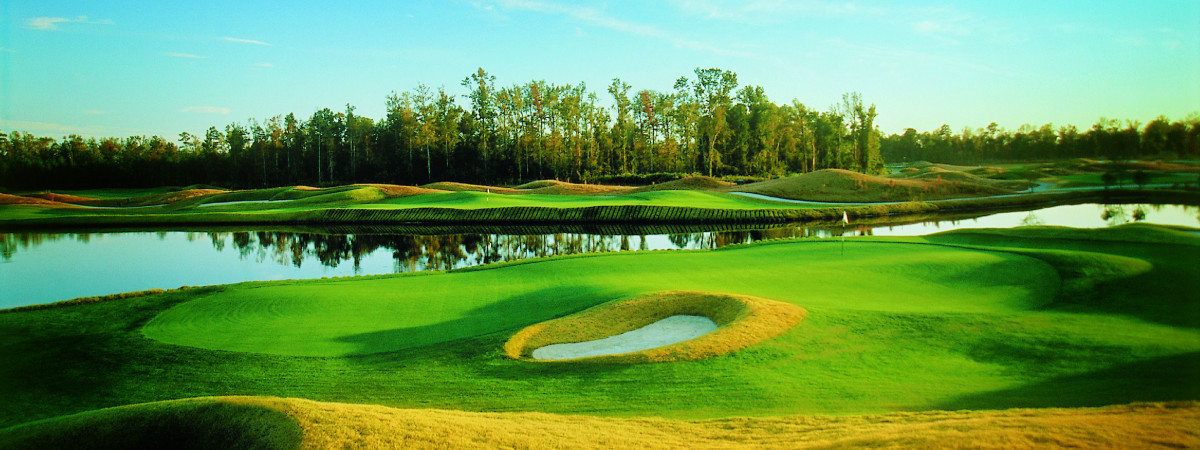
[143,240,1058,357]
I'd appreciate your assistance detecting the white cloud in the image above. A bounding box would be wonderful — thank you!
[487,0,755,58]
[0,119,106,135]
[223,37,272,46]
[84,109,107,115]
[167,52,208,59]
[669,0,883,23]
[181,106,232,114]
[26,16,113,31]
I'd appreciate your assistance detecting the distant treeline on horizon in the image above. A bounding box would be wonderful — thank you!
[1,67,1197,190]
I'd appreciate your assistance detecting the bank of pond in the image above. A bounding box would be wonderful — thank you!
[2,202,1197,309]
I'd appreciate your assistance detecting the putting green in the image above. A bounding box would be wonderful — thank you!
[142,240,1059,357]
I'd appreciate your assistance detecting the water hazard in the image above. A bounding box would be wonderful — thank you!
[2,203,1197,308]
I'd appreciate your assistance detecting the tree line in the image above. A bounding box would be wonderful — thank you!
[0,67,885,190]
[881,116,1200,165]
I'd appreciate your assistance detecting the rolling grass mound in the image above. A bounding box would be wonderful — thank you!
[422,181,519,194]
[0,193,81,207]
[0,397,302,450]
[141,240,1057,358]
[353,183,445,197]
[4,396,1197,449]
[622,176,733,194]
[517,180,632,195]
[505,291,805,363]
[734,169,1012,202]
[5,228,1199,426]
[894,166,1035,191]
[17,192,101,204]
[81,188,230,207]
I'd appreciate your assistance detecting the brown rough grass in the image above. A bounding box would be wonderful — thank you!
[896,166,1034,191]
[7,396,1198,449]
[422,182,521,194]
[267,397,1200,449]
[91,188,228,207]
[505,291,806,363]
[352,184,447,197]
[623,176,733,194]
[0,193,80,207]
[19,192,101,204]
[521,180,631,195]
[731,169,1012,202]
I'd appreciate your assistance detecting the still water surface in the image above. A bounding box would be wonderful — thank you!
[2,203,1197,308]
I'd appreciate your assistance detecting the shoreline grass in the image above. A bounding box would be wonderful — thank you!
[2,187,1196,230]
[3,396,1197,449]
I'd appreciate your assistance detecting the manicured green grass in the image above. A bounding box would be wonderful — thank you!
[144,240,1057,357]
[2,225,1198,429]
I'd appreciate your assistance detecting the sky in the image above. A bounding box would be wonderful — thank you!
[2,0,1198,140]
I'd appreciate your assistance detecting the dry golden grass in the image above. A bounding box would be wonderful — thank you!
[505,291,805,363]
[352,184,447,197]
[0,193,81,207]
[264,397,1200,449]
[622,176,734,194]
[18,192,101,204]
[422,181,521,194]
[516,180,633,195]
[7,396,1197,449]
[96,188,229,207]
[732,169,1012,202]
[896,166,1034,191]
[3,189,226,207]
[0,288,172,314]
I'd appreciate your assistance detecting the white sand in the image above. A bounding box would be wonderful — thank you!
[531,315,718,360]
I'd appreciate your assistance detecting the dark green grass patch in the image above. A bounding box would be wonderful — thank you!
[0,397,301,450]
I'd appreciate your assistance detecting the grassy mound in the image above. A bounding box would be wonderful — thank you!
[17,192,101,204]
[893,166,1035,191]
[353,183,445,197]
[141,240,1054,357]
[5,396,1196,449]
[4,227,1197,425]
[284,399,1200,449]
[0,193,81,207]
[0,397,302,450]
[622,176,733,194]
[516,180,632,195]
[733,169,1013,202]
[422,181,519,194]
[505,291,805,363]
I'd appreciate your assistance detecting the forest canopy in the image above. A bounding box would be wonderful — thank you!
[1,67,1196,190]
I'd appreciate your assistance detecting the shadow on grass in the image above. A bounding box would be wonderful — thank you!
[0,398,302,450]
[936,351,1200,411]
[331,285,619,357]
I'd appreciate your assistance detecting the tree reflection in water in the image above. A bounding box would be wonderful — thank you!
[4,203,1196,267]
[187,227,833,274]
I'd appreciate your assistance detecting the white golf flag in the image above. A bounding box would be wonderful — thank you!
[843,211,849,224]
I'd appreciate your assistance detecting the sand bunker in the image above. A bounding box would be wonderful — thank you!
[532,315,717,360]
[506,291,806,363]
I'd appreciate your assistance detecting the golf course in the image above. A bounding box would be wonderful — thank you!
[7,0,1200,445]
[2,167,1200,448]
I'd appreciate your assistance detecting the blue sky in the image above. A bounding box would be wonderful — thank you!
[2,0,1197,139]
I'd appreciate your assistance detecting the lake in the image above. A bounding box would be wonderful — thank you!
[2,203,1197,308]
